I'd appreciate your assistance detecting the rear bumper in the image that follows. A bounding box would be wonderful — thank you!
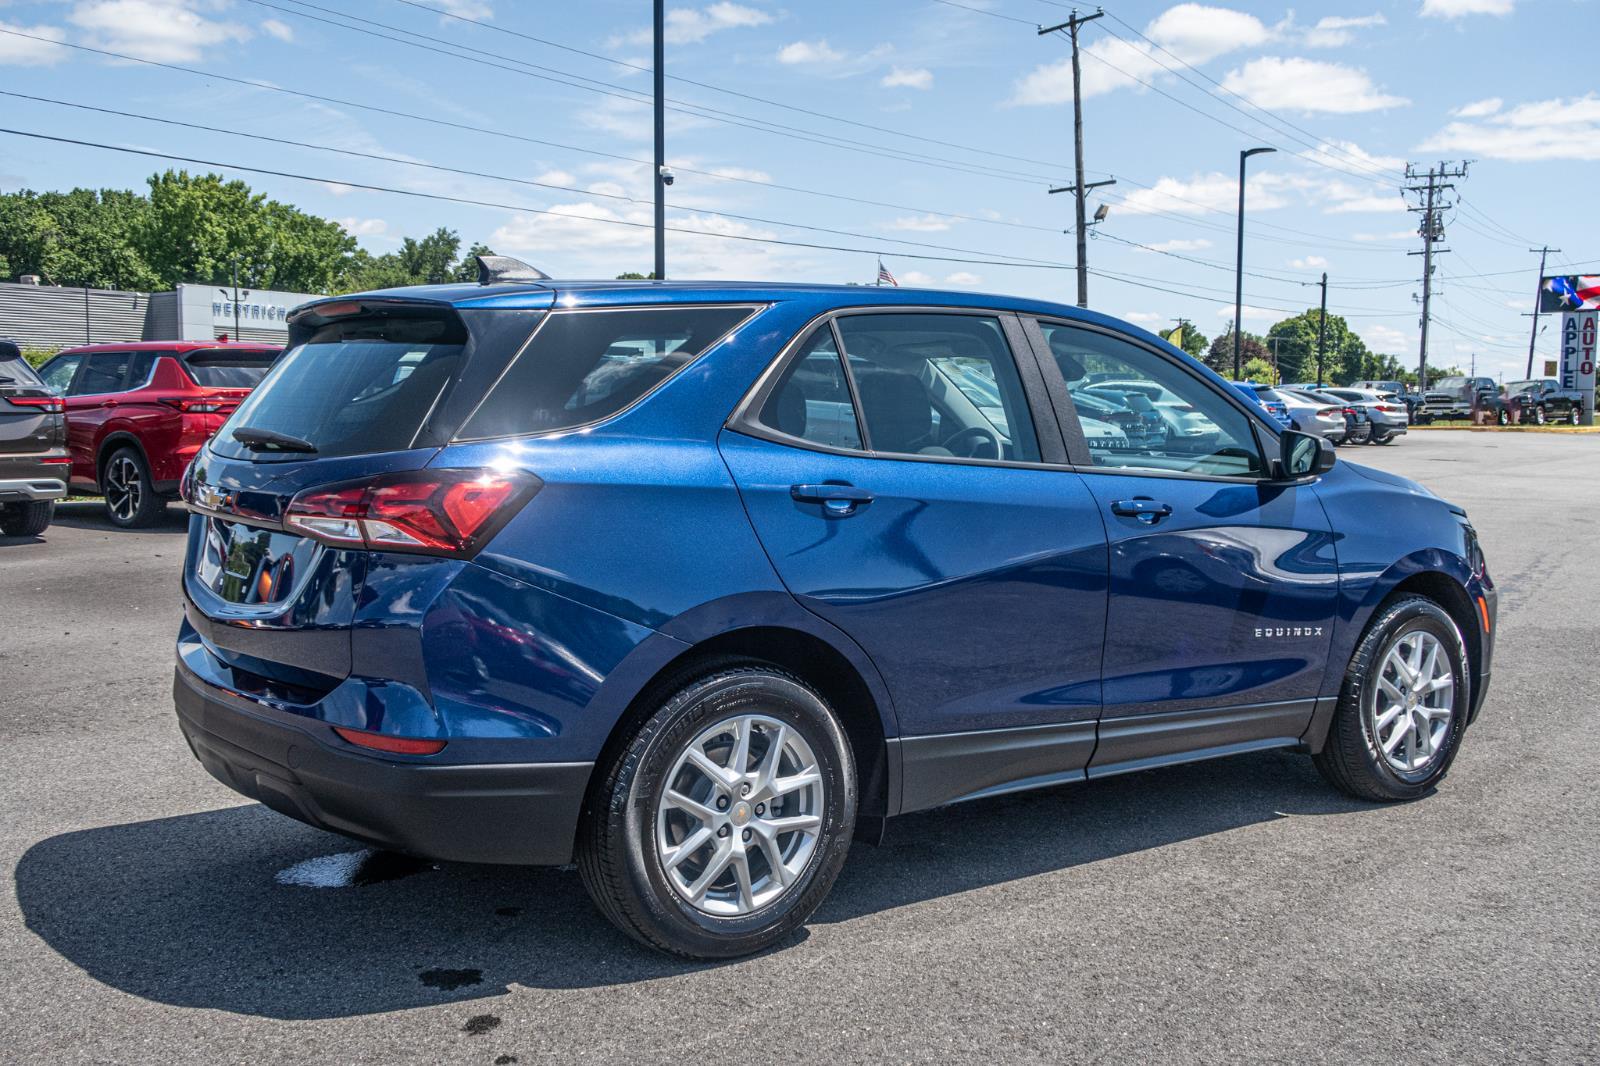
[0,475,67,502]
[174,662,593,865]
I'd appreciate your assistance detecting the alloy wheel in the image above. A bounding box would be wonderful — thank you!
[655,713,824,916]
[1368,629,1455,780]
[105,455,143,523]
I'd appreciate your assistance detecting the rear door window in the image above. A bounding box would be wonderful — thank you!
[213,311,468,460]
[183,348,279,387]
[73,351,134,395]
[457,305,756,440]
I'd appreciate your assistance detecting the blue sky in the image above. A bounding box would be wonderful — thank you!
[1,0,1595,379]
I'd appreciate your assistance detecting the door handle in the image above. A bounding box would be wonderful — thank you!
[791,483,874,516]
[1110,498,1173,524]
[99,398,119,409]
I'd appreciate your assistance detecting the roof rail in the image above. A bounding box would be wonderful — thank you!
[476,255,551,285]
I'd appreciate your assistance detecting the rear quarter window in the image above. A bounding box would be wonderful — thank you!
[457,305,757,440]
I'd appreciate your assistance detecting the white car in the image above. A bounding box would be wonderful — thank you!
[1275,388,1348,442]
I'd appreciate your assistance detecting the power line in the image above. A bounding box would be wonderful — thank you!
[0,91,1089,266]
[0,127,1082,270]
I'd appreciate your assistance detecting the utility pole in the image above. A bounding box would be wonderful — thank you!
[652,0,666,281]
[1405,161,1469,393]
[1525,245,1558,378]
[1315,271,1329,387]
[1040,8,1107,309]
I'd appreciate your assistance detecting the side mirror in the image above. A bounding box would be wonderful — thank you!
[1280,429,1335,479]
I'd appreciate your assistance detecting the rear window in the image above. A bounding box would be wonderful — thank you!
[0,354,44,387]
[457,305,756,440]
[212,312,467,460]
[182,348,279,388]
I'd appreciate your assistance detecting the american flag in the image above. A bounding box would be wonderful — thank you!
[1543,275,1600,311]
[877,259,898,287]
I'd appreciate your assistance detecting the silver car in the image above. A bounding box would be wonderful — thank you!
[1322,387,1409,444]
[1275,387,1347,442]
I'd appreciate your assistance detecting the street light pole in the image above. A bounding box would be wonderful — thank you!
[1233,146,1275,379]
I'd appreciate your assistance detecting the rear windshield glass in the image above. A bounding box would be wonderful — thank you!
[183,348,279,388]
[212,313,467,460]
[0,354,44,387]
[457,305,755,440]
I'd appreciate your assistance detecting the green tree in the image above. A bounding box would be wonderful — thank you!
[615,272,660,280]
[1241,356,1277,384]
[0,187,159,289]
[452,243,496,283]
[1205,325,1269,378]
[1162,318,1208,361]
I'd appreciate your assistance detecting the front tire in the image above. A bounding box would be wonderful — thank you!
[1569,407,1582,426]
[1314,596,1469,802]
[578,664,857,959]
[1497,408,1509,426]
[0,500,54,536]
[102,447,164,528]
[1533,405,1548,426]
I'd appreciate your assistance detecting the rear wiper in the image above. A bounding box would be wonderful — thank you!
[232,427,317,453]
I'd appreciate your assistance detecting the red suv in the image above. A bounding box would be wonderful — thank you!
[37,342,282,527]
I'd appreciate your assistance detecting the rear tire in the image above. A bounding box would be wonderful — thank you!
[102,446,164,528]
[1496,408,1509,426]
[578,663,857,959]
[1569,408,1582,426]
[0,500,54,536]
[1314,596,1469,802]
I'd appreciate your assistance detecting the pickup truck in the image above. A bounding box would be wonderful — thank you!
[1501,378,1587,425]
[1419,376,1500,422]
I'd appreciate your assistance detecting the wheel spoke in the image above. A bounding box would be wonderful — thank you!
[1374,703,1404,730]
[729,718,753,777]
[687,746,734,786]
[684,840,733,902]
[1381,722,1407,754]
[662,826,712,870]
[769,770,821,798]
[1377,675,1405,704]
[763,813,821,834]
[664,789,716,823]
[755,722,787,793]
[730,849,755,910]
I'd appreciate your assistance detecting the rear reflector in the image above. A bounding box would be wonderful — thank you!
[284,468,541,558]
[333,726,447,756]
[40,456,70,464]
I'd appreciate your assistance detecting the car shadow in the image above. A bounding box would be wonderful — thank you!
[48,500,190,533]
[15,749,1369,1020]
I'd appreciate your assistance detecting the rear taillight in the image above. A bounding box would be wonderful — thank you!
[160,398,235,413]
[2,392,65,413]
[1317,407,1340,417]
[1372,404,1397,413]
[285,468,541,557]
[1343,407,1357,416]
[333,726,446,756]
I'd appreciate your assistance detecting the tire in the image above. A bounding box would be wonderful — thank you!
[101,446,164,528]
[578,663,857,959]
[1314,596,1470,802]
[0,500,54,536]
[1496,408,1509,426]
[1533,405,1547,426]
[1367,431,1387,445]
[1375,433,1396,445]
[1569,407,1582,426]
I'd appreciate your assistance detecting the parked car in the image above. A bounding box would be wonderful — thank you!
[1274,387,1347,442]
[1352,379,1425,421]
[1501,379,1585,425]
[174,268,1496,959]
[0,339,68,536]
[36,341,282,527]
[1230,382,1292,429]
[1420,375,1498,422]
[1321,387,1410,444]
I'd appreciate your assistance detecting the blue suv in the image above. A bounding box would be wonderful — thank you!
[174,263,1495,958]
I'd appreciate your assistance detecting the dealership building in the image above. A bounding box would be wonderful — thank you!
[0,279,320,351]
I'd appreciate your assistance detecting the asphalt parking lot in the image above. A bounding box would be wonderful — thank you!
[2,430,1597,1064]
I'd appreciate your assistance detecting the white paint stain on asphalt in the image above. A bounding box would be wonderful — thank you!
[275,850,375,888]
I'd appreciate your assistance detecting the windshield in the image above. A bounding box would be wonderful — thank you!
[212,312,466,460]
[1506,381,1544,395]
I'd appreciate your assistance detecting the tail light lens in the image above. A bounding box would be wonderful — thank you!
[1343,407,1357,416]
[333,726,446,756]
[1317,407,1340,417]
[285,468,541,557]
[2,391,65,413]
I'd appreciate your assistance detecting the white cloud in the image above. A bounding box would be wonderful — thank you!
[69,0,251,62]
[944,271,982,287]
[337,217,389,237]
[1221,57,1408,114]
[534,169,578,188]
[617,3,771,47]
[881,66,933,90]
[886,214,952,233]
[1319,181,1409,214]
[1360,324,1410,353]
[1354,229,1415,241]
[431,0,493,17]
[261,18,293,42]
[1011,3,1270,105]
[899,270,937,287]
[322,182,354,196]
[1453,97,1502,118]
[1421,0,1514,17]
[0,20,66,65]
[777,39,845,65]
[1421,93,1600,161]
[1297,138,1404,178]
[1304,13,1385,47]
[1118,172,1293,216]
[1137,238,1213,253]
[1290,255,1329,269]
[892,270,983,289]
[705,165,772,183]
[1124,311,1165,323]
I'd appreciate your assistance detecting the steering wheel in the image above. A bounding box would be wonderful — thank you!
[943,425,1001,459]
